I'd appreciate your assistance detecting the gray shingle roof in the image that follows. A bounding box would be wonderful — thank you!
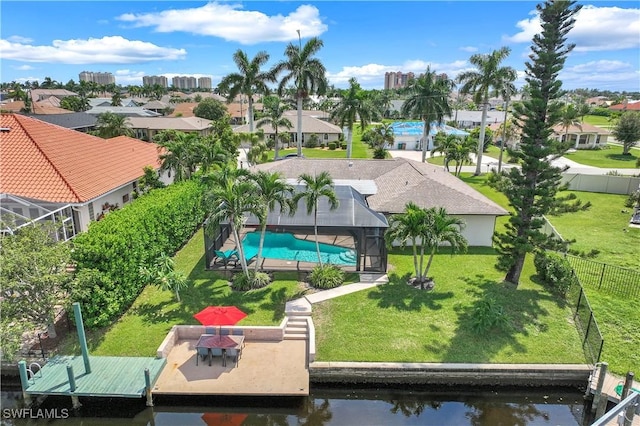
[234,114,341,134]
[24,112,97,130]
[253,158,508,216]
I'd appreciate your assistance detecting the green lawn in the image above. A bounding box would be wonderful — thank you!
[583,115,614,128]
[563,144,640,168]
[459,173,639,375]
[314,249,585,364]
[266,126,373,160]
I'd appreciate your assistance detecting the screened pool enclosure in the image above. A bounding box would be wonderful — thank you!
[204,185,389,273]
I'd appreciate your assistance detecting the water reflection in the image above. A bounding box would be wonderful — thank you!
[1,385,591,426]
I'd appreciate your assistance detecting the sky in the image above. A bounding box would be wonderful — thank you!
[1,1,639,92]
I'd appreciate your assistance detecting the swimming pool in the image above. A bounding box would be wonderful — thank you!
[391,121,469,136]
[242,231,356,266]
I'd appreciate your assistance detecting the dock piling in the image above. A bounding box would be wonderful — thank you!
[18,361,32,407]
[145,368,153,407]
[591,362,608,413]
[73,302,91,374]
[66,364,76,392]
[622,372,635,426]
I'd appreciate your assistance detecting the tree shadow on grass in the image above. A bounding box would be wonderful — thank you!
[439,274,558,363]
[367,272,454,312]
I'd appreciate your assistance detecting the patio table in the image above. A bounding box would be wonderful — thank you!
[195,334,245,367]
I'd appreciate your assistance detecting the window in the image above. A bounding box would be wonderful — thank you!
[88,203,95,221]
[324,134,329,140]
[29,208,39,218]
[122,193,130,204]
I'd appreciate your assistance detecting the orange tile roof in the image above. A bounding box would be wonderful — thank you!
[0,113,163,203]
[609,101,640,111]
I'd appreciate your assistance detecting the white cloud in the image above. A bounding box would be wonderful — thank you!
[505,5,640,52]
[560,60,640,91]
[327,60,469,89]
[459,46,478,53]
[117,3,327,44]
[7,35,33,43]
[0,36,186,64]
[13,64,34,71]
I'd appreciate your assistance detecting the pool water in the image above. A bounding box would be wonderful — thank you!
[242,232,356,266]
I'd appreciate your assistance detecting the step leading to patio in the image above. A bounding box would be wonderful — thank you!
[284,316,309,341]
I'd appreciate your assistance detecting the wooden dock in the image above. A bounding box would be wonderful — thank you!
[24,355,166,398]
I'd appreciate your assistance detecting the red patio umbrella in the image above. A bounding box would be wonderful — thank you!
[201,412,247,426]
[193,306,247,327]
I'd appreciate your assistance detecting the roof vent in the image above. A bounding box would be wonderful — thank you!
[0,127,11,132]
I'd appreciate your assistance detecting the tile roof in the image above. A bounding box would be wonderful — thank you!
[551,122,610,135]
[253,158,508,216]
[0,113,162,203]
[169,103,197,117]
[24,112,97,130]
[608,101,640,111]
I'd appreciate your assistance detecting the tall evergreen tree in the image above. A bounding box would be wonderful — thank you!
[493,0,582,286]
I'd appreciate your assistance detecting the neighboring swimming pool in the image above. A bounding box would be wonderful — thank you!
[242,231,356,266]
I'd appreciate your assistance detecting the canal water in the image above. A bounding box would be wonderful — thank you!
[1,384,594,425]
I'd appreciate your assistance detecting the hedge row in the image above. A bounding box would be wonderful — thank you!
[71,180,206,327]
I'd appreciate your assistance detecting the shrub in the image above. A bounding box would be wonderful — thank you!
[533,251,575,297]
[71,180,206,327]
[328,142,337,150]
[308,265,344,289]
[231,270,271,291]
[471,297,510,333]
[341,143,348,150]
[306,133,319,148]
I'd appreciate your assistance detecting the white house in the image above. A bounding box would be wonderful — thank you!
[389,121,469,151]
[0,114,171,240]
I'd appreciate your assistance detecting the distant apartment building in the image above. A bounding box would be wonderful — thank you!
[142,75,169,88]
[172,76,197,90]
[197,77,212,90]
[383,71,448,90]
[79,71,115,85]
[384,72,415,90]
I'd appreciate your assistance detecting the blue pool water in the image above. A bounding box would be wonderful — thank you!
[242,232,356,266]
[391,121,469,136]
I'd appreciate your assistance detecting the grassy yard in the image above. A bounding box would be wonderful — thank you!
[459,173,639,375]
[266,127,373,160]
[314,249,585,364]
[563,144,640,169]
[58,229,308,357]
[583,115,614,128]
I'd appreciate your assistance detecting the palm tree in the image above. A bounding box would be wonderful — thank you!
[257,97,293,160]
[401,67,454,163]
[421,207,468,287]
[157,132,201,181]
[293,172,339,267]
[370,122,395,159]
[450,136,477,176]
[94,112,133,138]
[111,91,123,107]
[330,77,379,158]
[559,104,582,148]
[497,78,517,173]
[456,47,517,175]
[385,202,427,287]
[430,133,458,172]
[218,50,275,132]
[205,167,260,278]
[251,171,295,273]
[273,36,328,157]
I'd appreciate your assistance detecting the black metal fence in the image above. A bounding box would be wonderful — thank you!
[566,273,604,365]
[566,254,640,299]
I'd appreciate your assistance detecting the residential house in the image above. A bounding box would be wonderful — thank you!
[253,157,508,247]
[443,110,506,129]
[233,111,342,146]
[126,116,213,142]
[85,105,161,117]
[0,114,170,239]
[609,100,640,112]
[552,122,610,149]
[24,112,98,133]
[88,98,139,108]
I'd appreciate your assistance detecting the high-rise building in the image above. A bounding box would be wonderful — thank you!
[79,71,115,85]
[197,77,212,90]
[142,75,169,88]
[384,72,415,90]
[171,76,197,90]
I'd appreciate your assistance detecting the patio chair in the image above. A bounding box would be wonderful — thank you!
[210,347,224,365]
[220,329,230,336]
[205,327,217,335]
[225,347,242,367]
[232,329,245,348]
[214,249,238,268]
[196,347,209,366]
